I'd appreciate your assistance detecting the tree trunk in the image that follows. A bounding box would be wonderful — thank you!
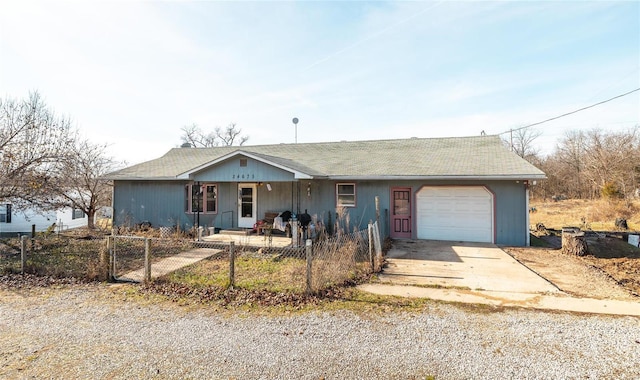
[562,227,588,256]
[87,209,95,229]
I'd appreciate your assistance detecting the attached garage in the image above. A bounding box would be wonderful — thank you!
[416,186,494,243]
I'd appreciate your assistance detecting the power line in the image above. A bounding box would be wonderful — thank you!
[498,87,640,135]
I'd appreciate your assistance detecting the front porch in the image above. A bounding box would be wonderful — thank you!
[201,230,295,248]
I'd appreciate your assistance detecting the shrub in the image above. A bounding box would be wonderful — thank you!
[601,182,621,199]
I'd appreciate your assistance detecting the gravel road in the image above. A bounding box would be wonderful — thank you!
[1,284,639,379]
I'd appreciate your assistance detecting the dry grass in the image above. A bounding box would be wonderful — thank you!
[0,236,104,280]
[163,253,309,293]
[311,240,369,290]
[530,198,640,231]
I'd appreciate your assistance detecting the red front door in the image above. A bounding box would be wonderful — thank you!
[390,187,412,238]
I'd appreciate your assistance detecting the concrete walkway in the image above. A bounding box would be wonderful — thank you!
[358,283,640,317]
[119,248,221,283]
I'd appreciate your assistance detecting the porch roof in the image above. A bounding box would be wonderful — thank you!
[105,135,545,181]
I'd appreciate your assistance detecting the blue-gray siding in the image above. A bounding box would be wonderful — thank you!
[193,156,296,182]
[113,178,530,246]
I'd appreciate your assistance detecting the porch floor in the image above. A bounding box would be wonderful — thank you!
[201,232,293,248]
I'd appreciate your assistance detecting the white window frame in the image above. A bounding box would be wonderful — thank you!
[336,183,356,207]
[185,183,218,214]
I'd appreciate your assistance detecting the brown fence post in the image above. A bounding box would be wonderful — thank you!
[108,236,115,281]
[99,237,110,281]
[229,241,235,288]
[20,235,27,275]
[144,238,152,283]
[305,239,312,295]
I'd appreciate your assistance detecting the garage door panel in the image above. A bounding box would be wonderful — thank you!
[416,186,493,243]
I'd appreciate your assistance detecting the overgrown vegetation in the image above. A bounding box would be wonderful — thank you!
[530,198,640,231]
[528,127,640,200]
[0,236,104,279]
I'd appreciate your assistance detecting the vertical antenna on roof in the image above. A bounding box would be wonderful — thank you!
[292,117,299,143]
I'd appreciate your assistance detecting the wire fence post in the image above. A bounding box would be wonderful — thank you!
[305,239,312,295]
[100,237,110,281]
[229,241,235,288]
[108,236,115,281]
[374,221,383,272]
[20,235,27,275]
[144,238,151,283]
[368,221,374,272]
[31,224,36,252]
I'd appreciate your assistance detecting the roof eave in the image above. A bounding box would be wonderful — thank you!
[327,174,547,181]
[109,177,187,181]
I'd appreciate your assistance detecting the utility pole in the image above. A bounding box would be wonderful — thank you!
[510,129,514,152]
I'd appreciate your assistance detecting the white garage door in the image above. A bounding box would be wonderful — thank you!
[416,186,494,243]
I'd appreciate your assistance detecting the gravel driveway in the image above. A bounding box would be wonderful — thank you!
[1,284,639,379]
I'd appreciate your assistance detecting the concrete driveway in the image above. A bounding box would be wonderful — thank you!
[379,240,559,294]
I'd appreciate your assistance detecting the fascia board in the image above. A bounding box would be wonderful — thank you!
[176,150,314,180]
[327,174,547,181]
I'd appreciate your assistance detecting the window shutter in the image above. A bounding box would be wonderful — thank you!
[5,204,10,223]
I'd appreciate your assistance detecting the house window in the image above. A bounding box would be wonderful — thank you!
[185,183,217,213]
[240,159,247,167]
[0,204,11,223]
[72,208,85,220]
[336,183,356,207]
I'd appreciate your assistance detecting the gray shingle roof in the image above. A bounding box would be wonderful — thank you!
[106,135,545,180]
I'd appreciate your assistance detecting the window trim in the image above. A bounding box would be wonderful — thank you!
[72,208,85,220]
[0,203,11,223]
[185,183,218,214]
[336,183,357,208]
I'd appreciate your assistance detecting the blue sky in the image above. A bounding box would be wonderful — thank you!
[1,1,638,164]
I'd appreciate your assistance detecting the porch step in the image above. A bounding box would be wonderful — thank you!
[218,228,253,236]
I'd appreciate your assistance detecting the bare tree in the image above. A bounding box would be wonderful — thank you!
[555,130,587,198]
[180,122,248,147]
[35,138,122,229]
[0,92,74,203]
[180,123,217,148]
[582,127,639,199]
[505,127,542,162]
[539,127,640,201]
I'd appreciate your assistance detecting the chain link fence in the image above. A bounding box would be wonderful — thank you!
[109,236,197,282]
[2,221,384,295]
[0,235,105,280]
[154,221,383,294]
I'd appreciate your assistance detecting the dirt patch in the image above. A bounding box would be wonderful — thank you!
[505,232,640,301]
[581,234,640,297]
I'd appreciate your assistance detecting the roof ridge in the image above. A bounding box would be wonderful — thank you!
[169,134,500,151]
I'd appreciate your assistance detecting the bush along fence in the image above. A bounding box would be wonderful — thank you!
[1,221,384,295]
[221,221,383,294]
